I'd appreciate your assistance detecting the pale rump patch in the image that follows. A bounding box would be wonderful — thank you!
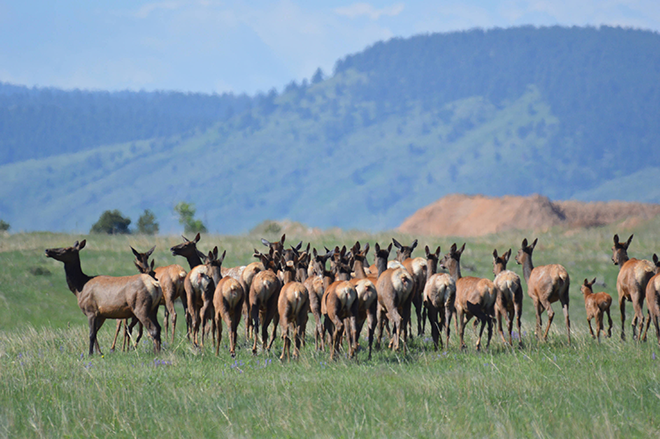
[634,259,655,280]
[494,270,521,302]
[336,282,357,308]
[410,258,427,277]
[391,268,414,302]
[387,260,405,270]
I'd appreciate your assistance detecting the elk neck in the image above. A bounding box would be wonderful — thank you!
[63,256,92,295]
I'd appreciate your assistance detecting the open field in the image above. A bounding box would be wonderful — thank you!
[2,222,660,437]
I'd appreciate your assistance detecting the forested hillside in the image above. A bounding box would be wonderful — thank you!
[2,26,660,234]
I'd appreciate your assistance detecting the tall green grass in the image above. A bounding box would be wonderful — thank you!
[2,222,660,437]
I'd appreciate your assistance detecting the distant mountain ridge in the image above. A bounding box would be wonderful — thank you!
[2,26,660,233]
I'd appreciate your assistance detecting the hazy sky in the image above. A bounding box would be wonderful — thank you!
[1,1,659,95]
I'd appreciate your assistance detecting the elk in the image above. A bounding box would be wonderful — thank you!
[249,249,283,354]
[45,240,162,355]
[213,261,245,357]
[422,245,456,350]
[186,247,224,347]
[349,242,378,359]
[170,233,205,337]
[320,247,358,360]
[580,277,613,342]
[492,248,523,347]
[373,243,414,353]
[611,234,655,341]
[641,254,660,345]
[130,246,186,343]
[392,238,428,337]
[515,238,571,344]
[440,243,497,350]
[278,253,310,360]
[306,248,330,351]
[241,259,264,340]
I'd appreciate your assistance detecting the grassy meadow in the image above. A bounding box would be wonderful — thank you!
[2,222,660,437]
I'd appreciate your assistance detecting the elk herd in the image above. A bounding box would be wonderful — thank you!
[44,232,660,358]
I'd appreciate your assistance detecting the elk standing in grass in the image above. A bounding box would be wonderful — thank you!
[422,245,456,350]
[213,261,245,357]
[349,242,378,359]
[306,249,330,351]
[611,234,655,341]
[321,247,358,360]
[440,243,497,350]
[373,243,414,353]
[170,233,205,338]
[249,250,283,354]
[492,248,523,347]
[642,254,660,345]
[392,239,428,337]
[186,247,224,348]
[278,253,310,360]
[515,238,571,344]
[45,240,162,355]
[581,277,612,342]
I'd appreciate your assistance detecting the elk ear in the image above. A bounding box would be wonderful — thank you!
[492,249,498,259]
[220,250,226,264]
[280,234,286,244]
[261,238,270,247]
[151,259,155,270]
[531,238,538,250]
[131,246,141,258]
[213,246,219,259]
[363,242,370,255]
[147,246,156,257]
[521,238,528,248]
[193,233,201,243]
[182,235,189,242]
[387,243,393,253]
[411,239,418,251]
[295,241,302,251]
[591,277,597,285]
[458,243,466,255]
[78,240,86,250]
[435,246,441,257]
[375,242,380,252]
[313,248,318,258]
[505,249,512,262]
[583,278,589,286]
[450,243,457,253]
[392,238,402,249]
[625,234,634,249]
[207,251,214,261]
[425,245,431,257]
[341,245,347,257]
[654,254,659,265]
[613,234,620,245]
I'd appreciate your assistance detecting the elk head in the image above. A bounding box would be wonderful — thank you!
[611,234,633,266]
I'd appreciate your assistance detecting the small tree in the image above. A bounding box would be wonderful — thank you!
[311,67,325,84]
[90,210,131,234]
[174,202,207,234]
[0,219,9,232]
[137,209,159,235]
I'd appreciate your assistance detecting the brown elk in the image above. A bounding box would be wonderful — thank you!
[241,259,264,340]
[249,249,283,354]
[440,243,497,350]
[170,233,205,337]
[130,246,187,343]
[373,243,414,353]
[278,253,310,360]
[422,245,456,350]
[642,254,660,345]
[492,248,523,347]
[611,234,655,341]
[306,248,330,351]
[515,238,571,344]
[45,240,162,355]
[320,248,358,360]
[186,247,224,347]
[213,262,245,357]
[349,242,378,359]
[580,277,613,342]
[392,238,428,337]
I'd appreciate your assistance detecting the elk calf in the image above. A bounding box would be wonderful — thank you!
[580,278,612,342]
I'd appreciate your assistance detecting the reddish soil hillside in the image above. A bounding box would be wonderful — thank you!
[398,194,660,237]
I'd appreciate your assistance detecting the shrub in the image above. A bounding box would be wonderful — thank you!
[0,219,9,232]
[90,210,131,234]
[137,209,159,235]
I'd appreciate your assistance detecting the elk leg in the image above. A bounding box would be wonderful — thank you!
[653,313,660,346]
[596,312,604,343]
[539,299,555,341]
[266,309,279,352]
[375,306,384,350]
[445,305,453,348]
[587,317,595,338]
[366,303,377,359]
[514,300,523,348]
[428,305,440,351]
[619,295,627,341]
[251,302,260,355]
[165,296,177,344]
[457,308,466,350]
[111,320,123,351]
[606,308,613,338]
[496,309,507,345]
[215,312,223,356]
[642,310,652,342]
[506,307,514,346]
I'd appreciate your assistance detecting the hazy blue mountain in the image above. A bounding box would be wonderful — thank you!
[2,26,660,234]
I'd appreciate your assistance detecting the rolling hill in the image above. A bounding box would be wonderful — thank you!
[2,26,660,234]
